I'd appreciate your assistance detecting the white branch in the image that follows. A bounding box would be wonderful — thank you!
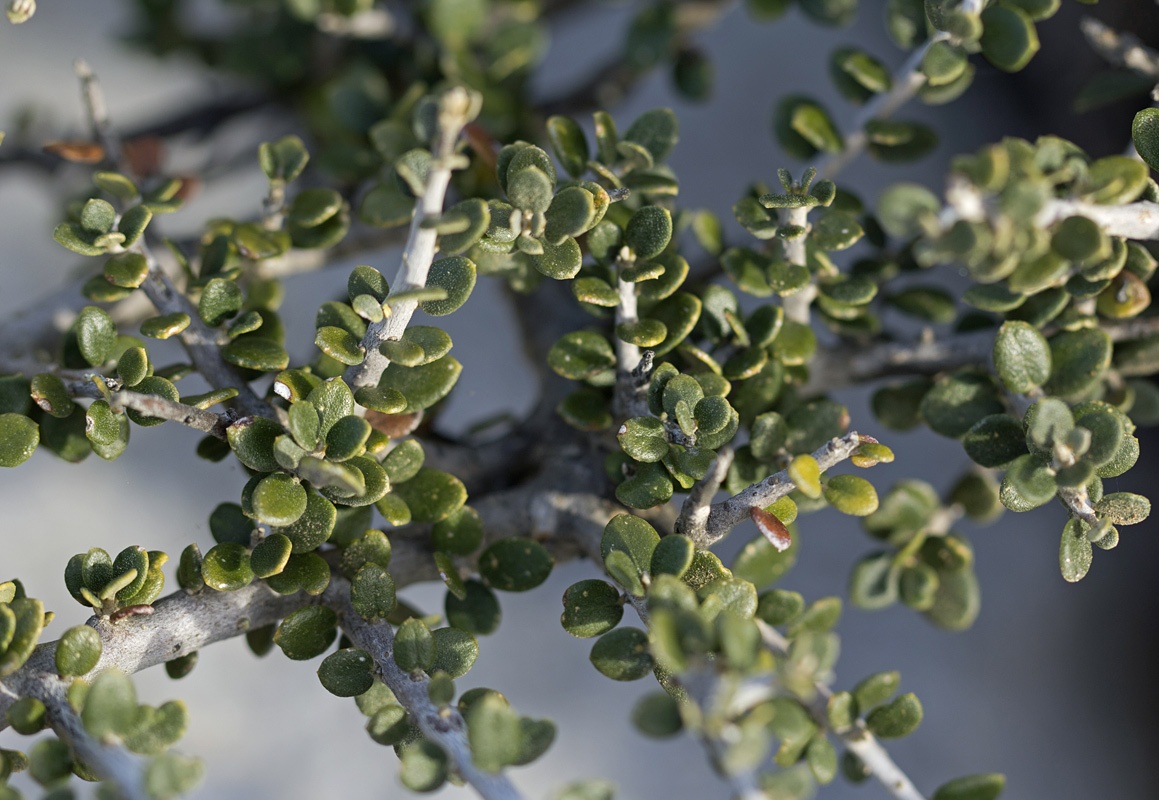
[756,621,927,800]
[1079,16,1159,79]
[331,583,526,800]
[44,695,150,800]
[702,433,864,539]
[345,88,476,390]
[780,207,814,324]
[674,445,734,545]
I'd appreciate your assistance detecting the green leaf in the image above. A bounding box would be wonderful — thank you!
[532,235,583,280]
[932,773,1007,800]
[823,475,879,516]
[733,528,797,587]
[853,670,901,711]
[289,188,342,227]
[865,692,923,738]
[1133,108,1159,172]
[624,108,679,163]
[992,321,1051,394]
[340,530,393,578]
[227,416,282,473]
[811,209,863,250]
[544,187,597,245]
[259,135,309,182]
[75,306,117,367]
[624,206,673,260]
[877,182,941,239]
[55,625,102,677]
[590,627,653,681]
[200,543,254,592]
[318,648,375,697]
[429,627,478,678]
[251,473,308,527]
[601,514,661,574]
[963,414,1028,468]
[479,538,553,592]
[0,414,38,468]
[277,489,336,551]
[920,371,1004,438]
[632,692,683,737]
[250,534,293,578]
[381,439,425,484]
[315,326,364,365]
[348,265,389,303]
[831,47,892,103]
[848,551,900,610]
[548,331,615,379]
[980,3,1039,72]
[775,96,843,160]
[80,197,116,234]
[355,386,407,414]
[561,580,624,638]
[888,286,955,322]
[103,252,149,289]
[922,567,981,631]
[1051,215,1108,262]
[617,416,667,463]
[421,256,476,316]
[274,606,337,660]
[0,598,43,677]
[378,355,462,413]
[651,535,695,578]
[325,415,371,461]
[445,579,501,635]
[140,312,191,339]
[198,278,242,327]
[391,467,466,524]
[615,460,674,509]
[547,116,589,178]
[394,618,436,672]
[1059,519,1093,582]
[1046,328,1112,399]
[1095,492,1150,525]
[350,563,397,621]
[221,338,289,372]
[398,739,448,792]
[81,668,138,740]
[264,552,330,596]
[467,693,522,772]
[432,506,484,556]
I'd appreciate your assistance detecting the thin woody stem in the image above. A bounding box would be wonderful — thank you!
[345,88,476,390]
[756,620,927,800]
[702,433,865,540]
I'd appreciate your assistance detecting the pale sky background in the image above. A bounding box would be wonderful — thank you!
[2,2,1158,799]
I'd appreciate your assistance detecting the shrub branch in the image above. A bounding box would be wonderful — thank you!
[702,433,864,540]
[345,88,476,390]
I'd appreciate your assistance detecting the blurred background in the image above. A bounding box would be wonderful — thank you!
[3,1,1159,798]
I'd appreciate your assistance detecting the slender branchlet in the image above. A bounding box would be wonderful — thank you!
[756,621,928,800]
[702,433,864,540]
[345,87,478,390]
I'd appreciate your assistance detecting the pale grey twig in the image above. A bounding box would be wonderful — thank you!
[44,693,151,800]
[779,207,814,324]
[755,620,927,800]
[702,433,864,539]
[1079,16,1159,81]
[331,582,526,800]
[345,87,477,390]
[109,391,230,440]
[72,62,273,419]
[674,445,734,545]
